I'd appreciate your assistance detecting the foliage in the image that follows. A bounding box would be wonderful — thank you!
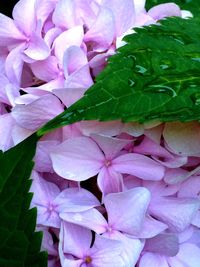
[0,134,47,267]
[38,17,200,136]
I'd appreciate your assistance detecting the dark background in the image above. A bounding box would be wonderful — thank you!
[0,0,18,17]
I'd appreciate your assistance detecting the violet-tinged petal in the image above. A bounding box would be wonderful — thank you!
[54,27,84,67]
[60,208,107,234]
[79,120,123,137]
[84,7,115,51]
[12,0,37,36]
[139,252,169,267]
[104,231,144,267]
[50,137,104,181]
[60,221,91,258]
[104,187,151,235]
[35,0,56,25]
[37,226,58,256]
[0,114,14,151]
[164,168,190,185]
[53,87,86,108]
[168,243,200,267]
[92,134,131,159]
[30,171,60,206]
[30,171,61,227]
[31,56,59,82]
[5,43,25,86]
[63,45,88,77]
[163,122,200,156]
[149,197,200,232]
[102,0,135,36]
[97,167,123,196]
[89,235,124,267]
[64,64,93,89]
[52,0,78,29]
[145,233,179,257]
[12,94,64,130]
[148,3,181,20]
[34,140,59,173]
[0,13,25,46]
[55,187,100,213]
[113,153,165,181]
[24,33,50,60]
[134,0,146,14]
[137,216,168,239]
[178,176,200,199]
[12,125,33,145]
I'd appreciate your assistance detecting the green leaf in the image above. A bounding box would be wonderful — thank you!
[0,134,47,267]
[38,17,200,136]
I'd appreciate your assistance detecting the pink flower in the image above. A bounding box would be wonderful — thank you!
[59,222,124,267]
[50,135,165,196]
[60,188,166,266]
[30,171,100,228]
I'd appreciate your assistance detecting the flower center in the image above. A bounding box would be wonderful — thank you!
[104,159,112,167]
[85,256,92,264]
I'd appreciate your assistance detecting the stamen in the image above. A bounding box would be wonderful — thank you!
[85,256,92,264]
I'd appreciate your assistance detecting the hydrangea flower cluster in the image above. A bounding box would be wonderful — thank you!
[0,0,199,266]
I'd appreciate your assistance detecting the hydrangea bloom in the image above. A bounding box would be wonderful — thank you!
[0,0,199,266]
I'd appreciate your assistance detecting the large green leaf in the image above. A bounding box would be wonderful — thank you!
[38,17,200,136]
[0,134,47,267]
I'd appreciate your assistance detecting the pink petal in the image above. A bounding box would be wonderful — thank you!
[138,216,168,239]
[84,7,115,51]
[5,44,25,86]
[102,0,135,36]
[35,0,56,26]
[178,176,200,199]
[149,197,200,232]
[139,252,169,267]
[92,134,131,159]
[145,233,179,257]
[134,0,146,14]
[90,235,124,267]
[52,0,78,29]
[55,188,100,213]
[59,221,91,258]
[104,187,151,235]
[31,56,59,82]
[24,33,50,60]
[113,153,165,181]
[168,243,200,267]
[12,0,37,36]
[97,167,123,196]
[104,231,144,267]
[79,120,123,137]
[12,125,33,145]
[12,94,64,130]
[34,140,59,172]
[0,114,14,151]
[50,137,104,181]
[54,27,84,66]
[60,208,107,234]
[0,13,25,46]
[37,226,58,256]
[63,46,88,77]
[148,3,181,20]
[164,168,190,185]
[163,122,200,156]
[122,122,144,137]
[53,87,86,108]
[30,171,61,227]
[64,64,93,90]
[134,137,174,158]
